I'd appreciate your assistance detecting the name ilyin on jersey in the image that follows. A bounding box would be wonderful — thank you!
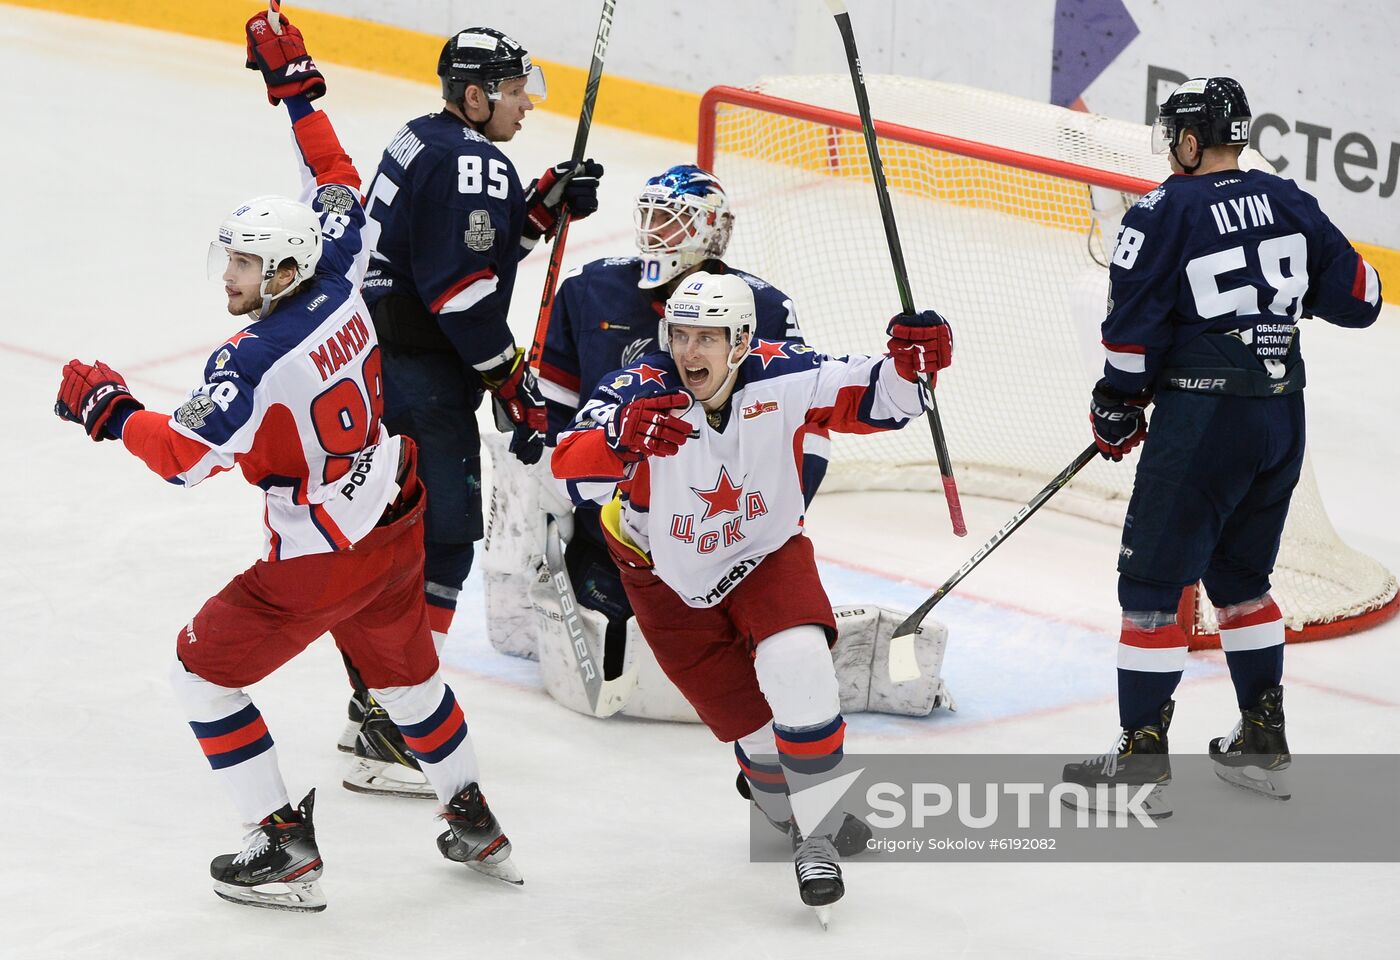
[1102,167,1381,394]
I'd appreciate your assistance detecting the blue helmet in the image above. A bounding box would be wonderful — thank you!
[633,164,734,289]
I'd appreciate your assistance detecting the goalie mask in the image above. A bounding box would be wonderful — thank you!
[1152,77,1251,156]
[207,195,321,304]
[438,27,547,107]
[660,271,754,375]
[634,164,734,290]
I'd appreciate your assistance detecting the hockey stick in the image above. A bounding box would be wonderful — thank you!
[823,0,966,538]
[543,518,638,717]
[886,443,1099,681]
[527,0,617,373]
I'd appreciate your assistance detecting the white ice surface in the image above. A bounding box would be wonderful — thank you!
[2,9,1398,958]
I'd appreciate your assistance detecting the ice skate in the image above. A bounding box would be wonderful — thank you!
[1061,701,1174,819]
[738,772,872,858]
[210,789,326,913]
[437,783,522,886]
[793,832,843,929]
[1209,685,1291,800]
[336,689,368,754]
[342,700,435,799]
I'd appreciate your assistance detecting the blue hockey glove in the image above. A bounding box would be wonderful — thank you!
[1090,378,1150,461]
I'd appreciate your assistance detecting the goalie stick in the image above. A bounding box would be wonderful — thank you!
[543,518,638,717]
[886,443,1099,682]
[824,0,966,538]
[527,0,617,373]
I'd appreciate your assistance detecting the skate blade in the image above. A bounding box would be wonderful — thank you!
[1060,783,1173,820]
[1214,763,1291,801]
[213,878,327,913]
[336,720,358,754]
[342,757,436,799]
[465,857,524,886]
[812,905,831,930]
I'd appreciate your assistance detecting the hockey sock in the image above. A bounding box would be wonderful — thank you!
[1217,595,1285,709]
[1116,612,1188,731]
[169,659,290,825]
[735,725,792,827]
[773,716,848,840]
[424,541,474,654]
[371,674,480,805]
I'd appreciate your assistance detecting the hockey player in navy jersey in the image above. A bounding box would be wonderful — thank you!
[553,272,952,920]
[534,164,821,680]
[1062,78,1381,813]
[52,9,520,910]
[339,26,604,793]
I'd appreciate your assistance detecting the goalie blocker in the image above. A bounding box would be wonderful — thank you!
[481,434,955,720]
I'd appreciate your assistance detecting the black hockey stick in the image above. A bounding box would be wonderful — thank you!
[528,0,617,373]
[887,443,1099,681]
[824,0,966,538]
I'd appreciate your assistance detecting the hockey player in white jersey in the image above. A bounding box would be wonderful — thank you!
[552,271,953,921]
[53,8,519,911]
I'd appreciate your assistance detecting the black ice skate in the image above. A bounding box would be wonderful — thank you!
[342,699,435,800]
[737,772,872,858]
[436,783,522,886]
[336,689,367,754]
[793,832,844,929]
[1061,701,1174,819]
[1209,685,1291,800]
[210,789,325,913]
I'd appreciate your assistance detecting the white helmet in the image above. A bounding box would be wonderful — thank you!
[634,165,734,289]
[660,271,754,374]
[207,195,322,302]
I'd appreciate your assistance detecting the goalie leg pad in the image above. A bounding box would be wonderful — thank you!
[832,605,955,717]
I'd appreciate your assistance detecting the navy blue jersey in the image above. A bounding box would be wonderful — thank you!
[1102,168,1381,394]
[361,113,528,367]
[538,257,804,438]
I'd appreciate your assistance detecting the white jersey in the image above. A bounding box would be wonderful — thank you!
[121,110,401,561]
[553,341,924,606]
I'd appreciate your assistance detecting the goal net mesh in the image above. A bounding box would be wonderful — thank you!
[700,75,1397,639]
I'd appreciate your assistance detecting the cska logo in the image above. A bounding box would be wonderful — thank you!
[669,468,770,555]
[741,399,778,420]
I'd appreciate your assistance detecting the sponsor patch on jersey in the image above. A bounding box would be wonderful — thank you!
[319,184,355,216]
[1135,186,1166,210]
[175,395,219,430]
[603,256,638,266]
[610,374,634,388]
[741,399,779,420]
[461,126,488,144]
[465,209,495,251]
[789,343,813,353]
[214,348,231,371]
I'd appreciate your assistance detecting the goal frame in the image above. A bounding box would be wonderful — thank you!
[696,83,1400,649]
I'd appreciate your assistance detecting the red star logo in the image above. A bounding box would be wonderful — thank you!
[632,362,667,386]
[692,466,744,521]
[226,330,259,348]
[749,339,788,368]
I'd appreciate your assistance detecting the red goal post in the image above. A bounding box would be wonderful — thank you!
[696,76,1398,647]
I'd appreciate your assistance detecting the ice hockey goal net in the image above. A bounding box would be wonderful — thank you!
[698,75,1397,646]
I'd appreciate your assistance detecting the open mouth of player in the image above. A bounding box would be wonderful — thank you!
[683,366,710,389]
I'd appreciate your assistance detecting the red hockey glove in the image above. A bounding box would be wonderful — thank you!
[1090,378,1150,461]
[523,160,605,240]
[55,359,145,441]
[482,349,548,465]
[887,309,953,384]
[605,392,693,460]
[245,8,326,105]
